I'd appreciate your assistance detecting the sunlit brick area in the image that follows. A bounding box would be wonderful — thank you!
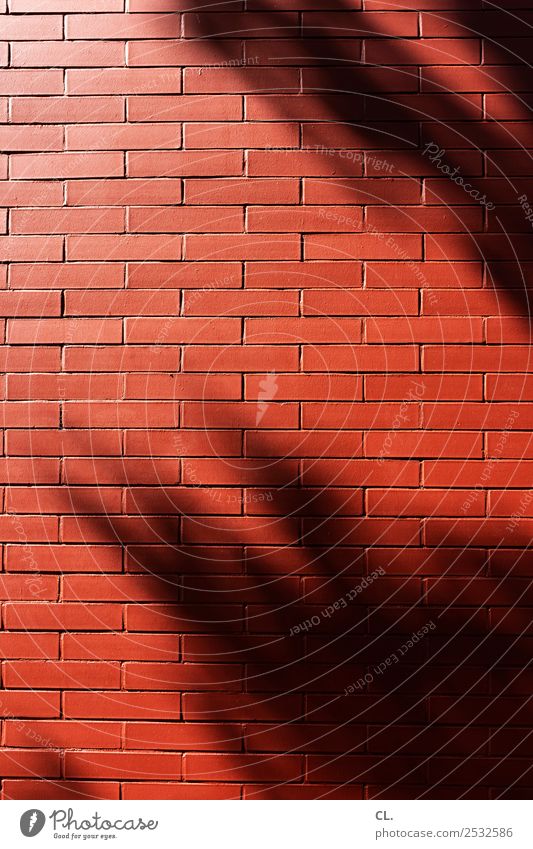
[0,0,532,801]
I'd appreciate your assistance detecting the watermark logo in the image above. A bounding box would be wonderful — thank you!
[20,810,46,837]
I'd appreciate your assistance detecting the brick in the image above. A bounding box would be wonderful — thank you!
[11,208,124,235]
[183,753,303,782]
[185,234,300,260]
[184,67,299,94]
[128,95,242,122]
[126,318,240,344]
[66,123,182,151]
[0,126,62,152]
[0,15,62,39]
[246,261,361,288]
[6,545,122,572]
[302,11,417,37]
[11,153,124,180]
[127,261,241,288]
[10,263,124,290]
[185,179,294,206]
[128,150,242,177]
[185,122,298,149]
[64,752,182,780]
[0,182,63,207]
[248,150,363,177]
[0,237,62,262]
[3,781,120,800]
[248,206,363,232]
[127,39,241,68]
[183,12,299,38]
[12,40,125,67]
[303,177,420,205]
[305,234,422,260]
[67,179,182,206]
[183,290,299,316]
[67,68,182,94]
[7,319,121,344]
[3,661,120,689]
[304,290,418,315]
[246,373,362,401]
[0,0,530,801]
[125,723,241,751]
[246,93,364,120]
[4,603,122,631]
[64,692,180,719]
[4,721,121,749]
[303,345,418,371]
[12,0,123,7]
[0,750,60,778]
[11,96,124,124]
[67,234,182,261]
[246,317,361,344]
[129,206,243,233]
[66,13,181,39]
[366,318,484,343]
[365,430,482,458]
[62,633,179,661]
[366,261,482,288]
[65,290,180,316]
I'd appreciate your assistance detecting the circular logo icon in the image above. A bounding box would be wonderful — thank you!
[20,810,46,837]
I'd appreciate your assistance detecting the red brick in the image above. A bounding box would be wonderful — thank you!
[127,261,241,289]
[67,68,182,95]
[7,318,121,344]
[185,234,300,260]
[3,781,120,800]
[246,318,361,344]
[67,179,182,206]
[0,69,63,97]
[64,752,182,780]
[127,39,241,67]
[366,37,480,64]
[0,181,63,207]
[128,150,242,177]
[9,263,124,290]
[3,661,120,689]
[6,545,122,572]
[302,11,418,37]
[0,125,62,152]
[0,237,62,262]
[11,153,124,179]
[245,261,361,288]
[0,0,530,801]
[66,123,183,151]
[64,692,181,720]
[305,234,422,260]
[66,14,181,40]
[12,40,124,67]
[129,206,243,233]
[183,12,299,38]
[128,94,242,122]
[184,68,299,94]
[248,206,363,232]
[11,207,124,235]
[0,15,62,39]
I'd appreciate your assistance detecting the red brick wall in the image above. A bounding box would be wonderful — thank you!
[1,0,532,800]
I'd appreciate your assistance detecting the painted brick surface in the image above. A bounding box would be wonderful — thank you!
[0,0,532,801]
